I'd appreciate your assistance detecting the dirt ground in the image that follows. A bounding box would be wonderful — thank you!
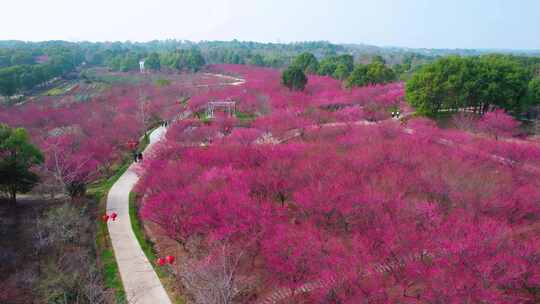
[0,198,59,303]
[0,196,106,304]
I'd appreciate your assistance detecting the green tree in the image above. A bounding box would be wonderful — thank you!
[0,124,43,205]
[333,63,350,80]
[106,55,123,71]
[145,52,161,71]
[318,57,338,76]
[0,67,18,97]
[282,65,308,91]
[121,54,139,72]
[10,52,34,65]
[185,49,206,72]
[525,77,540,116]
[336,55,354,73]
[249,54,265,66]
[292,52,319,74]
[406,55,531,116]
[475,55,530,113]
[346,62,396,88]
[528,77,540,103]
[405,56,469,115]
[372,55,386,64]
[365,62,396,84]
[318,54,354,78]
[346,64,369,87]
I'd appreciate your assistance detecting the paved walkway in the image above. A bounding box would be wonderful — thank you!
[106,126,171,304]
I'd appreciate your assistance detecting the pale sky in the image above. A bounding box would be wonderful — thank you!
[2,0,539,49]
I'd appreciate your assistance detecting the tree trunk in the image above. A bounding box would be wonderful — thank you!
[9,188,17,206]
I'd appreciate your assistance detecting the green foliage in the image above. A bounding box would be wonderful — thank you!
[372,55,386,64]
[282,65,308,91]
[333,63,351,80]
[406,56,466,115]
[155,78,171,87]
[346,62,396,88]
[106,53,141,72]
[406,55,532,116]
[318,54,354,79]
[476,55,530,112]
[248,54,265,66]
[292,52,319,74]
[0,45,84,96]
[201,41,340,68]
[318,58,338,76]
[235,111,257,123]
[262,54,288,68]
[528,77,540,105]
[0,67,18,97]
[0,124,43,204]
[121,54,140,72]
[160,49,206,72]
[145,52,161,71]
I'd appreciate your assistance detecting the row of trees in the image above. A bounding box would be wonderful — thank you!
[406,55,540,116]
[0,48,39,68]
[346,60,397,87]
[106,49,206,72]
[0,47,84,97]
[281,52,398,91]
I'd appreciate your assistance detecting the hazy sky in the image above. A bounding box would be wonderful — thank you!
[2,0,539,49]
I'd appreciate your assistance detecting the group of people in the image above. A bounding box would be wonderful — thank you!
[133,152,144,163]
[133,120,171,164]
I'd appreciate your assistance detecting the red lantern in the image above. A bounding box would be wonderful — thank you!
[102,214,110,222]
[110,212,118,221]
[127,140,138,150]
[166,255,175,264]
[157,257,166,266]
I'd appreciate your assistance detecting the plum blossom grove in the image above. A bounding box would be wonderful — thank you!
[135,65,540,303]
[0,73,228,197]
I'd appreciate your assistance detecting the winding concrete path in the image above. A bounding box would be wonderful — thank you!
[106,126,171,304]
[104,73,237,303]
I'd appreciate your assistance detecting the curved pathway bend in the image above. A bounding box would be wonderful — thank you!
[106,126,171,304]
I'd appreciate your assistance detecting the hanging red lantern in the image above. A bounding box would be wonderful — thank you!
[166,255,175,264]
[110,212,118,221]
[126,140,138,150]
[157,257,166,266]
[102,214,110,222]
